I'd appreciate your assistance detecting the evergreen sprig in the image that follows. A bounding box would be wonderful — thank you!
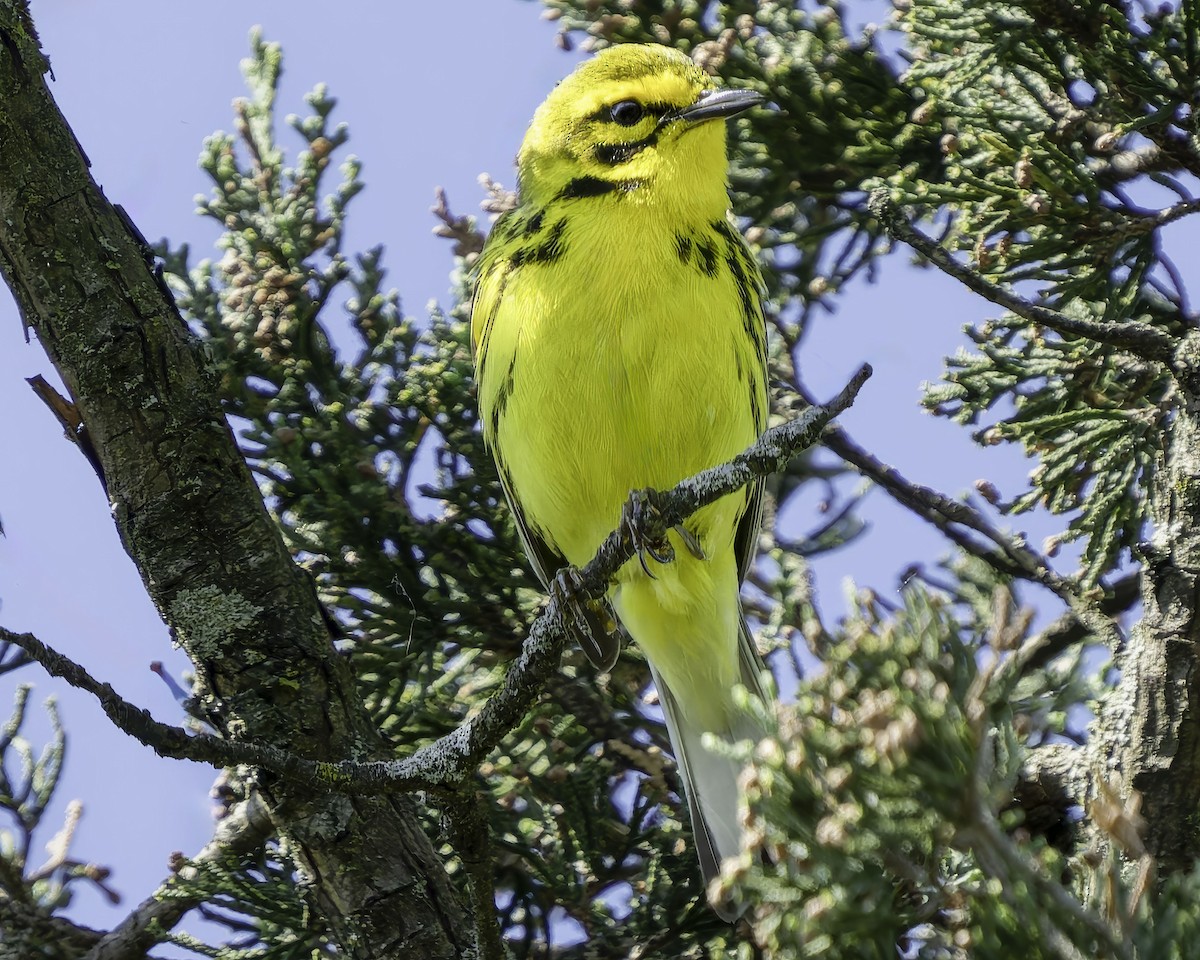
[890,0,1194,584]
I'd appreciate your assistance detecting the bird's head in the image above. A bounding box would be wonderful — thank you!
[517,44,762,212]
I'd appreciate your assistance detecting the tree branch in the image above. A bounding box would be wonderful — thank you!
[810,416,1122,650]
[868,190,1177,364]
[0,365,871,796]
[83,793,273,960]
[0,899,102,958]
[445,791,507,960]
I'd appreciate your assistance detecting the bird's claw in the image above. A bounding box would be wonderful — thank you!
[550,567,620,670]
[619,489,673,578]
[619,489,705,576]
[672,523,707,561]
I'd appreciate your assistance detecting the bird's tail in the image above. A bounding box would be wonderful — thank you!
[650,614,770,920]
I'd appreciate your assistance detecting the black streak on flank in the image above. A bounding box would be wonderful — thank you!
[495,351,517,421]
[524,210,545,236]
[594,132,658,166]
[675,229,719,277]
[749,380,764,433]
[715,224,758,321]
[510,218,567,268]
[675,233,693,265]
[714,219,769,374]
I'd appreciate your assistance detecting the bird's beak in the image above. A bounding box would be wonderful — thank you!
[675,88,764,124]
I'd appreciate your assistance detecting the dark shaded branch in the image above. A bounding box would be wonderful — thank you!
[1140,195,1200,231]
[26,374,106,490]
[868,190,1177,363]
[445,791,507,960]
[0,365,871,796]
[0,899,102,957]
[1018,572,1141,673]
[1018,743,1085,810]
[0,637,30,676]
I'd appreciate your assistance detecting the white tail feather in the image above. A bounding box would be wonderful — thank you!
[650,615,769,920]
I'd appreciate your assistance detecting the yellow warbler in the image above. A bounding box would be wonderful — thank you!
[471,43,768,918]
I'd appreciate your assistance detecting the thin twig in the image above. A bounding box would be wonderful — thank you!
[816,421,1121,650]
[868,190,1177,364]
[1008,572,1140,676]
[0,364,872,796]
[1141,195,1200,230]
[27,374,107,491]
[83,794,273,960]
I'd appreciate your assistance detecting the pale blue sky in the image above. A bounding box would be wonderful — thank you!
[0,0,1088,950]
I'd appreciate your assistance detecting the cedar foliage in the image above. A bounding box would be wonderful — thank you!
[4,1,1200,957]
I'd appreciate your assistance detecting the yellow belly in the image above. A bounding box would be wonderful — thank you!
[478,209,763,731]
[483,223,758,568]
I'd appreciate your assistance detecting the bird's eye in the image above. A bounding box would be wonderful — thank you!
[609,100,645,126]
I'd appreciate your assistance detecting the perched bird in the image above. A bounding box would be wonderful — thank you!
[471,43,769,917]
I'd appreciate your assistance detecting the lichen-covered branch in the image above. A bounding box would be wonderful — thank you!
[0,366,870,796]
[1089,329,1200,874]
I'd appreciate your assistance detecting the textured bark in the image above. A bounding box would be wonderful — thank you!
[1094,330,1200,873]
[0,4,470,956]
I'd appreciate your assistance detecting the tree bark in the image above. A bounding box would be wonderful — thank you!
[1094,330,1200,874]
[0,3,470,956]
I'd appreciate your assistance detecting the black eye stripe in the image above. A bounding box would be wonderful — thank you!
[587,100,675,124]
[593,132,659,166]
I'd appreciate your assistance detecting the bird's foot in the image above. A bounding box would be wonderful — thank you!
[672,523,707,562]
[550,566,621,671]
[619,489,674,578]
[619,489,706,576]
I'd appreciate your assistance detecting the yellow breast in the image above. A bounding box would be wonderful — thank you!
[476,203,764,570]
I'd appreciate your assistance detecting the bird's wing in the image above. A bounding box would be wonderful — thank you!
[732,219,769,586]
[733,477,764,584]
[488,458,560,591]
[471,213,622,672]
[469,213,515,360]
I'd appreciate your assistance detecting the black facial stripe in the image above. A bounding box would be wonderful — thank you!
[594,132,658,166]
[558,176,643,199]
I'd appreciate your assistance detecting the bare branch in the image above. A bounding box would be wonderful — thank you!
[868,190,1177,364]
[816,422,1122,650]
